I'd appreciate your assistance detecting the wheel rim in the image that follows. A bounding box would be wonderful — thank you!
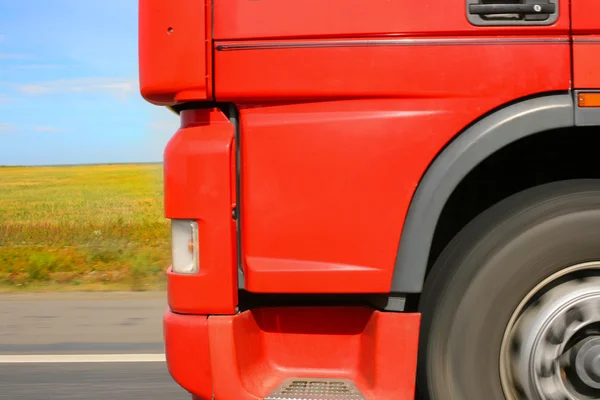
[501,262,600,400]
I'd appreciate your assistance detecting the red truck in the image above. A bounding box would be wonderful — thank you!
[138,1,600,399]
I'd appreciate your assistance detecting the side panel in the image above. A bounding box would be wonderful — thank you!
[216,38,568,101]
[164,109,238,314]
[572,0,600,33]
[214,1,571,293]
[164,311,212,399]
[138,0,212,105]
[232,41,570,293]
[572,0,600,89]
[214,0,570,40]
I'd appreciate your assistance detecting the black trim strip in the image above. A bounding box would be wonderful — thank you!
[216,37,570,51]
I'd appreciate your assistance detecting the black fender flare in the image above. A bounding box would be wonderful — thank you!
[391,93,575,293]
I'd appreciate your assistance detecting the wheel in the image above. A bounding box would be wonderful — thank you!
[417,180,600,400]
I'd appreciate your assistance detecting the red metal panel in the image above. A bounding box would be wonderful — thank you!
[164,310,212,400]
[572,0,600,88]
[573,39,600,89]
[226,39,570,293]
[572,0,600,34]
[214,0,569,40]
[206,307,421,399]
[164,108,237,314]
[138,0,212,105]
[215,38,569,101]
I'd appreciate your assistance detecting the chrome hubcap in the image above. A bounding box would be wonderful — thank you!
[572,336,600,390]
[501,262,600,400]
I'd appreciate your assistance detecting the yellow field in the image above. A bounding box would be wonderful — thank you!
[0,164,169,292]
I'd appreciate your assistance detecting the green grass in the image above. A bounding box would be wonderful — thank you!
[0,164,169,292]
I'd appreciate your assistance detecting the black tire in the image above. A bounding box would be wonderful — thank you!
[417,180,600,400]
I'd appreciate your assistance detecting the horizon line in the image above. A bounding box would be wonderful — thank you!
[0,161,163,168]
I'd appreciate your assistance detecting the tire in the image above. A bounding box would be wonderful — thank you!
[417,179,600,400]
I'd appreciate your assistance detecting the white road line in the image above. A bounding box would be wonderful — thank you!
[0,354,166,363]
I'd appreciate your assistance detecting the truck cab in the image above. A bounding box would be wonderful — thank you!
[139,1,600,399]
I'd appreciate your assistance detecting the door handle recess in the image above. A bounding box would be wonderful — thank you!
[469,3,556,16]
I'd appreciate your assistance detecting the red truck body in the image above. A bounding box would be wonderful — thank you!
[139,1,600,399]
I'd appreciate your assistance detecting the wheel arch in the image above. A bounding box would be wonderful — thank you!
[391,93,575,293]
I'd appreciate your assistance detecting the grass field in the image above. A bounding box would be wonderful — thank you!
[0,164,169,292]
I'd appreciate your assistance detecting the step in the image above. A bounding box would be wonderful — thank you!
[201,307,421,399]
[265,378,366,400]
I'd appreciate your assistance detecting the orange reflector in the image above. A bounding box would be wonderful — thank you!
[578,93,600,108]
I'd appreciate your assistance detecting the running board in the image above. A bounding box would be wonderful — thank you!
[265,378,366,400]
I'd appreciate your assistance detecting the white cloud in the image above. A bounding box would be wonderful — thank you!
[33,126,65,133]
[0,53,27,60]
[0,123,18,133]
[17,77,138,99]
[19,85,52,95]
[0,93,13,103]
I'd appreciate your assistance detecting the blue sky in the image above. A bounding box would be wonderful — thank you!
[0,0,179,165]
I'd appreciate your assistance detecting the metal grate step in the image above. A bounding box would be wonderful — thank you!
[265,378,366,400]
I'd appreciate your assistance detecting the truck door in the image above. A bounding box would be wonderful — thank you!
[572,0,600,89]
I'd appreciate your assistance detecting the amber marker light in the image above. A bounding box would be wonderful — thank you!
[578,93,600,108]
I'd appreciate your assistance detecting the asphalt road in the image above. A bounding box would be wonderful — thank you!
[0,292,190,400]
